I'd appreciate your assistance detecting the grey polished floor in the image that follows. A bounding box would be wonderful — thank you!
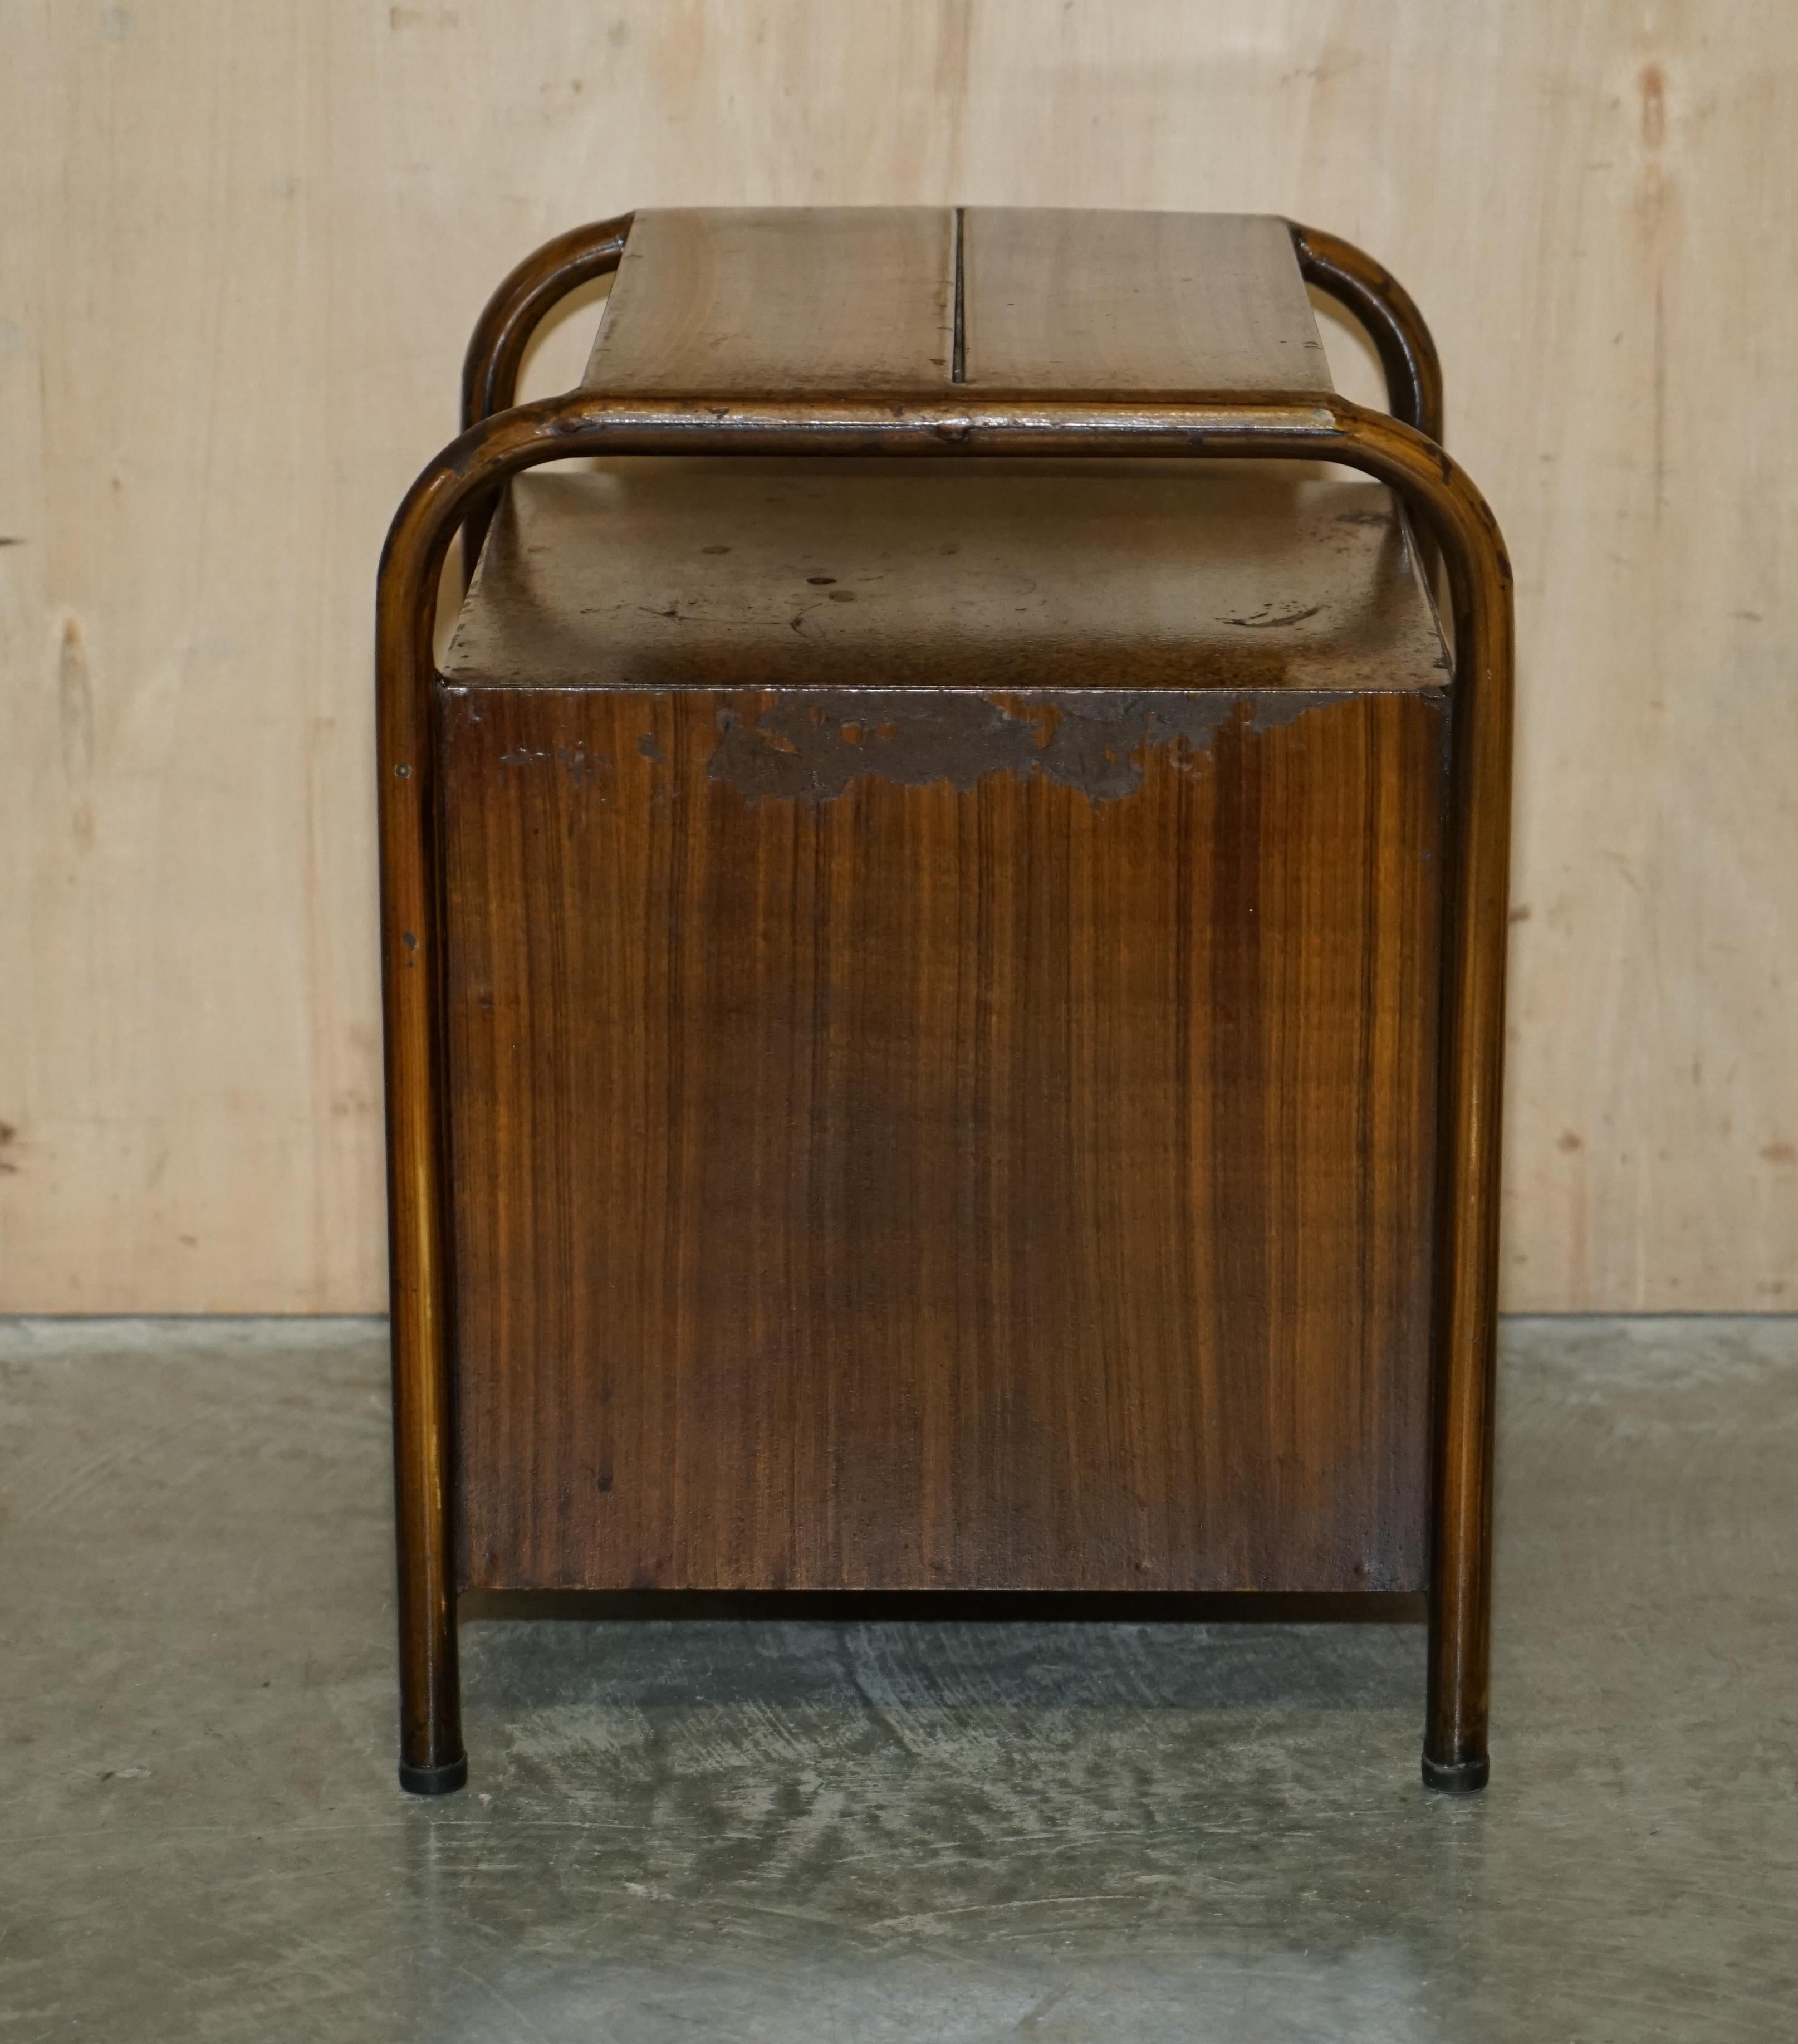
[3,1316,1795,2041]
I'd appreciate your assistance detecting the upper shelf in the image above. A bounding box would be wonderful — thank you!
[442,461,1446,698]
[580,207,1335,401]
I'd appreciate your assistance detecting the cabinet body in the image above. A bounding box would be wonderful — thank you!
[437,461,1448,1597]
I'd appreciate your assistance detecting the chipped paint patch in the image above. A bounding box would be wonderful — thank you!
[707,691,1338,805]
[498,740,614,793]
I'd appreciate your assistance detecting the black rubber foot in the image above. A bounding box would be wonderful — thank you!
[399,1754,468,1797]
[1421,1750,1490,1794]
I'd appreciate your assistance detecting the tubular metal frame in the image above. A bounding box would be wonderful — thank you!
[380,216,1512,1798]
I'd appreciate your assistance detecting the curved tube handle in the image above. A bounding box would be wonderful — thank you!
[452,216,1443,596]
[462,212,635,428]
[1289,221,1444,446]
[455,213,635,588]
[1290,220,1446,594]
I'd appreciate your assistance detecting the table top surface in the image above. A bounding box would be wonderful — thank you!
[442,461,1446,696]
[581,208,1335,401]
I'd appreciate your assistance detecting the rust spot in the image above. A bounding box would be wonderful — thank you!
[1557,1131,1584,1153]
[707,691,1336,806]
[1761,1142,1796,1166]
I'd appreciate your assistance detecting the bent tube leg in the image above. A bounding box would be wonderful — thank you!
[380,561,464,1796]
[377,389,1512,1801]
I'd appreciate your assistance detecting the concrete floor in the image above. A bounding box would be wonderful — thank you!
[2,1318,1794,2041]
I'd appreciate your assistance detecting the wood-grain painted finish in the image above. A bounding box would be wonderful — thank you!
[583,208,956,394]
[440,683,1445,1594]
[961,209,1333,396]
[581,207,1331,399]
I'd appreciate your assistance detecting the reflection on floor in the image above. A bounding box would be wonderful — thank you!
[3,1316,1794,2041]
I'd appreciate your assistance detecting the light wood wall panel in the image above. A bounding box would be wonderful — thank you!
[1,2,1793,1311]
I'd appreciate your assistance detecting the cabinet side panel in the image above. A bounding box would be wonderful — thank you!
[442,686,1443,1592]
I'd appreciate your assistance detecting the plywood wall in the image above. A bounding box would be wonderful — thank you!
[2,2,1794,1312]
